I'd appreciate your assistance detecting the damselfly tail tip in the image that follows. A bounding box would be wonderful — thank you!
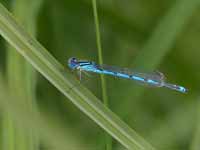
[163,83,188,94]
[178,86,188,93]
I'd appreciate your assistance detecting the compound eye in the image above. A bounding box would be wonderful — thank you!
[68,57,79,69]
[68,57,78,64]
[71,57,77,62]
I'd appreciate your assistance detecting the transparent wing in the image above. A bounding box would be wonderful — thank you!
[97,64,120,71]
[99,64,165,87]
[132,71,165,81]
[100,64,164,79]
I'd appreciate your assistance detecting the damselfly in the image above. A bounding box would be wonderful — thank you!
[68,57,187,93]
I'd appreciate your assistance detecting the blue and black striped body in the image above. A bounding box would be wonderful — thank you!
[68,57,187,93]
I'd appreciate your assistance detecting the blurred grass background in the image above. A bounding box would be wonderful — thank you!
[0,0,200,150]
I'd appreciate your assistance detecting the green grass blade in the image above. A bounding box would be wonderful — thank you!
[3,0,43,150]
[92,0,108,107]
[0,2,155,149]
[0,75,87,150]
[92,0,111,149]
[1,116,15,150]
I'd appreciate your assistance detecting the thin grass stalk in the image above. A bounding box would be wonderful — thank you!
[92,0,112,150]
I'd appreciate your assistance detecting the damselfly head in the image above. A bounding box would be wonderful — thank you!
[68,57,79,69]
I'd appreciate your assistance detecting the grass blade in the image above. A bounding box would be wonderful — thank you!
[92,0,112,149]
[3,0,43,150]
[0,75,87,150]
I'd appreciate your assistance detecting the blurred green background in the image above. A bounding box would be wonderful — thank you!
[0,0,200,150]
